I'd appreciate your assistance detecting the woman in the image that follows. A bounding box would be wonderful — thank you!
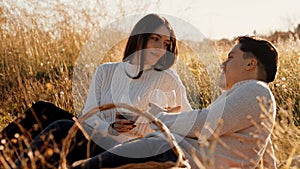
[2,13,192,168]
[82,13,192,146]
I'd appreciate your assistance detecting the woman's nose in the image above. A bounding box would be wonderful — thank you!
[156,41,165,49]
[220,63,226,69]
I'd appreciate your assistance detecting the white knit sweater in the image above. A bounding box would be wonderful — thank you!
[81,62,192,145]
[149,80,276,169]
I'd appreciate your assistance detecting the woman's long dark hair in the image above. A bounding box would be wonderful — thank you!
[122,13,177,79]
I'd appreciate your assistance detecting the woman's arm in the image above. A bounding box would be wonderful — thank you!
[82,66,103,115]
[81,65,112,133]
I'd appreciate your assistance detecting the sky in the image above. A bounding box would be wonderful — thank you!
[150,0,300,40]
[4,0,300,41]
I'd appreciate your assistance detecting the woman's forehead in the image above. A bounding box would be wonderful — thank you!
[152,25,170,37]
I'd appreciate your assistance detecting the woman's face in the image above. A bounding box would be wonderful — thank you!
[143,25,171,65]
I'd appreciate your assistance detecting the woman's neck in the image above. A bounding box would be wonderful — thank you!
[129,54,153,68]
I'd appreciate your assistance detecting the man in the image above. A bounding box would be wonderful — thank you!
[70,36,278,168]
[14,36,278,169]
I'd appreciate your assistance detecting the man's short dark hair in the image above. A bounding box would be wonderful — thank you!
[236,36,278,83]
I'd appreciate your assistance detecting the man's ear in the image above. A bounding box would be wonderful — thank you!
[245,58,258,71]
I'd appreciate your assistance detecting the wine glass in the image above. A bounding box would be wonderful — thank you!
[118,95,137,122]
[164,90,177,109]
[149,89,167,108]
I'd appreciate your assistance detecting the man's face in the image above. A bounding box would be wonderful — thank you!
[218,43,249,90]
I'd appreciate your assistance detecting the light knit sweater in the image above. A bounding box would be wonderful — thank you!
[148,80,276,169]
[81,62,192,144]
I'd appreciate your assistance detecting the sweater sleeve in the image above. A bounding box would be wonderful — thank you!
[79,65,115,136]
[154,81,275,140]
[82,66,103,115]
[80,66,113,130]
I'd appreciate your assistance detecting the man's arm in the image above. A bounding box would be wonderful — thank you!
[152,81,275,140]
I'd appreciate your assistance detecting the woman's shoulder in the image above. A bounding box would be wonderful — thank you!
[98,62,121,68]
[92,62,122,76]
[158,68,179,77]
[159,69,182,81]
[96,62,121,71]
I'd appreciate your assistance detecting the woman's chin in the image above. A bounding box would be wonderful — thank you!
[144,58,161,66]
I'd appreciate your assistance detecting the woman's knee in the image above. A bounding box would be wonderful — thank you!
[43,119,74,134]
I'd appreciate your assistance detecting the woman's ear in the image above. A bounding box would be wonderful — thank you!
[245,58,258,71]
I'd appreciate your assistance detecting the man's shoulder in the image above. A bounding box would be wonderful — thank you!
[241,80,270,90]
[234,80,273,99]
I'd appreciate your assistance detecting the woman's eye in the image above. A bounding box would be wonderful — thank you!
[151,37,159,41]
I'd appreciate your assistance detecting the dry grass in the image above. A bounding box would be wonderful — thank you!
[0,0,299,168]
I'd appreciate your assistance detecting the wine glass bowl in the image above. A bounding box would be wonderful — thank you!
[149,89,167,108]
[149,89,177,110]
[164,90,176,109]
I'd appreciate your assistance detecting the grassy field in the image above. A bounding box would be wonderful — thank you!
[0,1,299,168]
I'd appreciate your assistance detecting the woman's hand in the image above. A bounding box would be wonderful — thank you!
[149,103,181,115]
[129,116,154,137]
[165,105,181,113]
[111,113,137,133]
